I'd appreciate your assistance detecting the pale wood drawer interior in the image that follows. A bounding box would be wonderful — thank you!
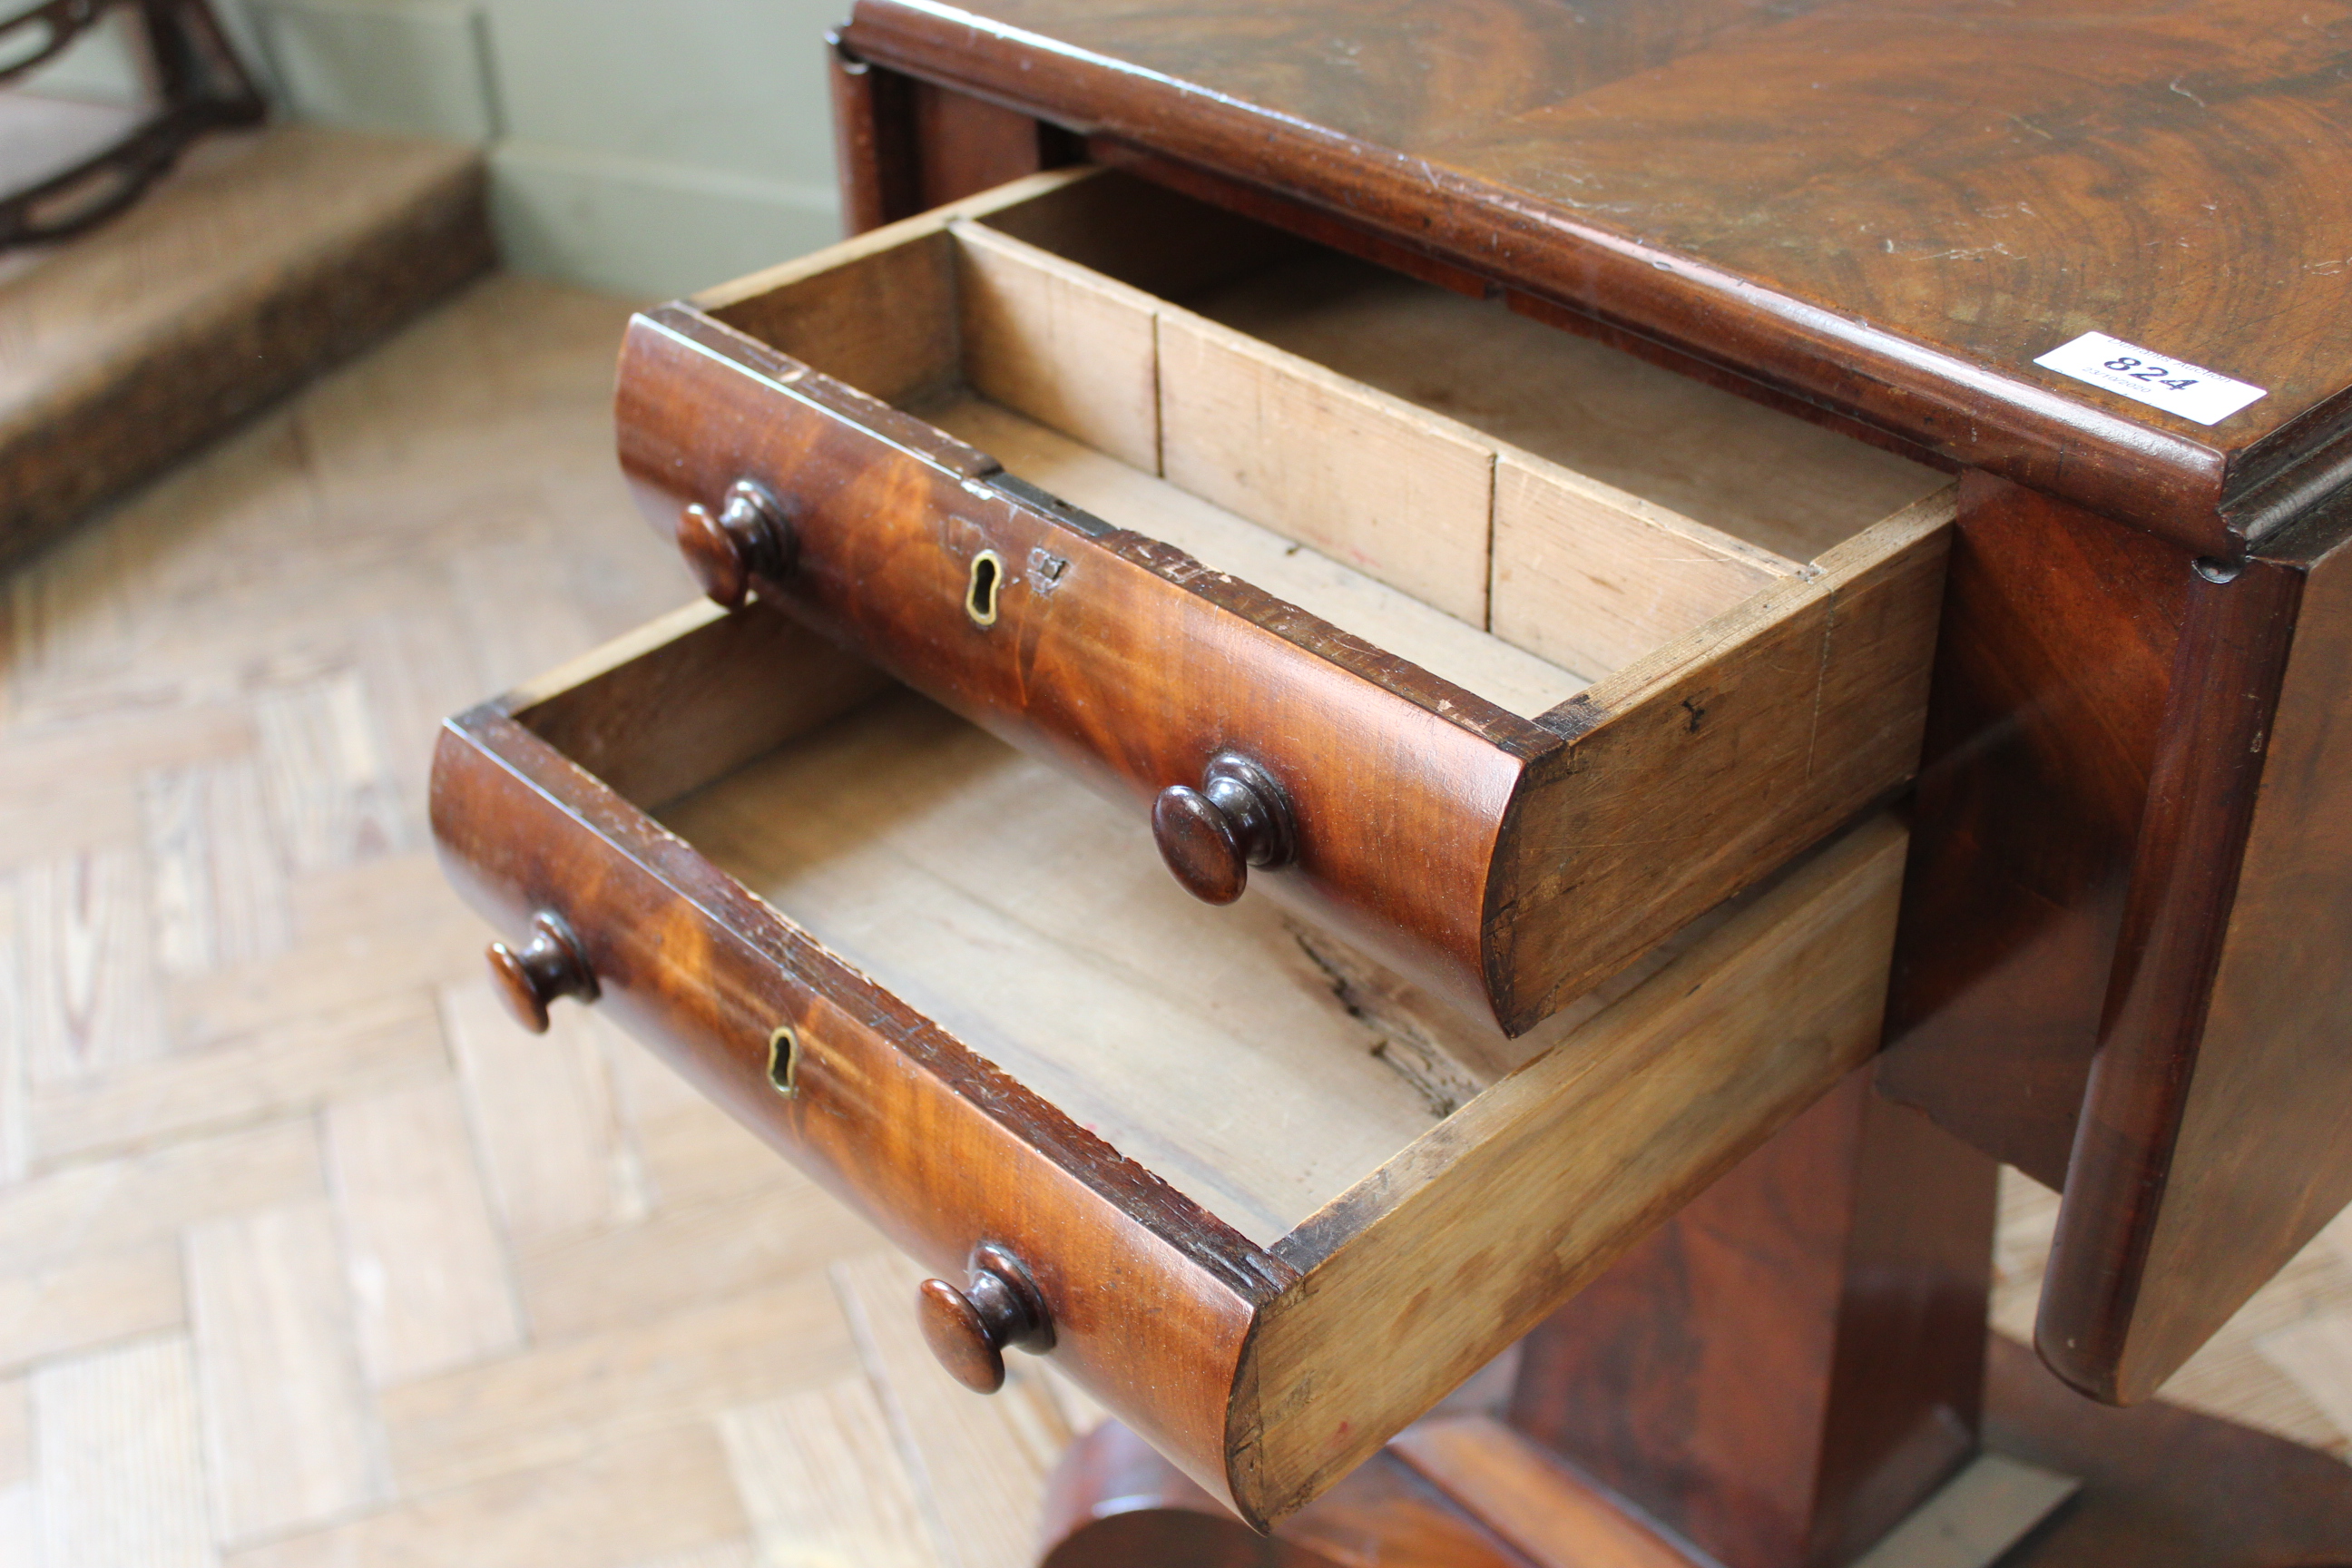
[516,166,1955,1521]
[657,670,1893,1247]
[699,166,1952,709]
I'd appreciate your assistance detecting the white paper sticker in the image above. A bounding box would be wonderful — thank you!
[2033,331,2267,426]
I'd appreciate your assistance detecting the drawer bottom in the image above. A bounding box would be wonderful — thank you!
[664,682,1506,1244]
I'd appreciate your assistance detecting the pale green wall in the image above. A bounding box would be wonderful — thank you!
[37,0,849,297]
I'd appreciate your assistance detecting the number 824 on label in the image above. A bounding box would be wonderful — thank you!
[2104,356,2199,392]
[2033,330,2265,425]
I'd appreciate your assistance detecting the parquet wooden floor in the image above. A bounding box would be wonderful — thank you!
[0,271,2343,1567]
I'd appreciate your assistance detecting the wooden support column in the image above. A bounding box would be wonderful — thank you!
[1038,1070,2002,1568]
[1508,1069,1998,1568]
[1035,1054,2352,1565]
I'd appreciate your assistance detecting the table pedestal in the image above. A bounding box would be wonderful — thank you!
[1037,1073,2352,1567]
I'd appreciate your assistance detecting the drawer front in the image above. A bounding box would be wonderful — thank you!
[429,699,1282,1509]
[617,306,1531,1018]
[609,172,1955,1037]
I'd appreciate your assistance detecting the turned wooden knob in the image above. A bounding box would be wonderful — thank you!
[677,478,793,609]
[1152,752,1297,906]
[485,911,598,1034]
[916,1243,1054,1394]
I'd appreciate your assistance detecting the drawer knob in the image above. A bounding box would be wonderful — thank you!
[916,1243,1054,1395]
[1152,752,1296,906]
[485,911,599,1034]
[678,478,793,609]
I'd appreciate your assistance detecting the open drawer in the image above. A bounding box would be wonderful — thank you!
[614,167,1954,1035]
[431,597,1909,1528]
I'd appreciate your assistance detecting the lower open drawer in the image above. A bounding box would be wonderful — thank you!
[430,598,1908,1528]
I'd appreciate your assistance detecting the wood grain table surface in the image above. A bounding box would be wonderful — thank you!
[843,0,2352,556]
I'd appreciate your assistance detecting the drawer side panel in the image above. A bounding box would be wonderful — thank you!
[1493,489,1953,1031]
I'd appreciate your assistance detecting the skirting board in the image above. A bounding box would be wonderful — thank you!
[487,141,841,299]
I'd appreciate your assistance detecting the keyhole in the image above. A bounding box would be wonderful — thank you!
[767,1025,799,1097]
[966,550,1003,628]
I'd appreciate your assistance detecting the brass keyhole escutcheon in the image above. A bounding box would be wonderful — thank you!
[766,1024,799,1097]
[966,549,1004,628]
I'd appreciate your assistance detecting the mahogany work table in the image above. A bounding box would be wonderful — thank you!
[432,4,2352,1565]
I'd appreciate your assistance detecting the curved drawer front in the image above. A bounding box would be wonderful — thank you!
[611,168,1955,1034]
[430,675,1278,1510]
[430,600,1912,1528]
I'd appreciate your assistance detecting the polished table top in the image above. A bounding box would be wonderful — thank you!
[844,0,2352,553]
